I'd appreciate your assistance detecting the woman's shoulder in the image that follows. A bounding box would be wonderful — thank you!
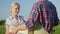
[5,16,12,26]
[6,16,13,20]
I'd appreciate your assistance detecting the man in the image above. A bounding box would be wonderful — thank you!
[26,0,59,34]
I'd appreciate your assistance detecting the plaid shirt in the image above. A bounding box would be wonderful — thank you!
[26,0,59,32]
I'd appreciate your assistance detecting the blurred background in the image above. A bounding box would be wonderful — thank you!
[0,0,60,34]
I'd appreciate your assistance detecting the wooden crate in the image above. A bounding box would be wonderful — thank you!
[17,30,34,34]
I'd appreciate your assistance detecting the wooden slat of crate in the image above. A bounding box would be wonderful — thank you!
[28,30,34,34]
[17,30,28,34]
[34,28,49,34]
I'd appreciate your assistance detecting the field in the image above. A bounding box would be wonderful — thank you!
[52,24,60,34]
[0,24,60,34]
[0,25,5,34]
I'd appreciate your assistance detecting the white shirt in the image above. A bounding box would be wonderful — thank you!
[5,15,26,33]
[5,15,25,26]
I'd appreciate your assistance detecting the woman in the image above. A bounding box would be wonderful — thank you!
[5,2,27,34]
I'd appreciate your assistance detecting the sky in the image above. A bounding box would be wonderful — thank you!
[0,0,60,20]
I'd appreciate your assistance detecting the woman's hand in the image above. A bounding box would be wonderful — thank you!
[11,22,19,34]
[12,21,19,26]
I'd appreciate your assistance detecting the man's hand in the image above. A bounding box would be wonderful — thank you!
[17,24,27,30]
[21,24,27,30]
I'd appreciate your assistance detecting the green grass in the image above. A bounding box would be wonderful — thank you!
[0,25,5,34]
[52,24,60,34]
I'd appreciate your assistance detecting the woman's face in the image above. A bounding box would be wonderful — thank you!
[11,5,20,16]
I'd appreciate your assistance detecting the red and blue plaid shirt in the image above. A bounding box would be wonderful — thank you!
[26,0,59,31]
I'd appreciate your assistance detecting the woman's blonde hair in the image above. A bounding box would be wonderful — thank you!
[10,2,20,8]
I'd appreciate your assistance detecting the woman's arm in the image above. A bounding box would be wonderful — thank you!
[6,25,9,34]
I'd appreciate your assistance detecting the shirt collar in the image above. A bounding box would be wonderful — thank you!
[9,15,19,20]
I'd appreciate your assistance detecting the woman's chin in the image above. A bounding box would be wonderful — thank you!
[15,13,18,15]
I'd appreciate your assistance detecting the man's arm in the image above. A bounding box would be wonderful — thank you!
[26,3,38,29]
